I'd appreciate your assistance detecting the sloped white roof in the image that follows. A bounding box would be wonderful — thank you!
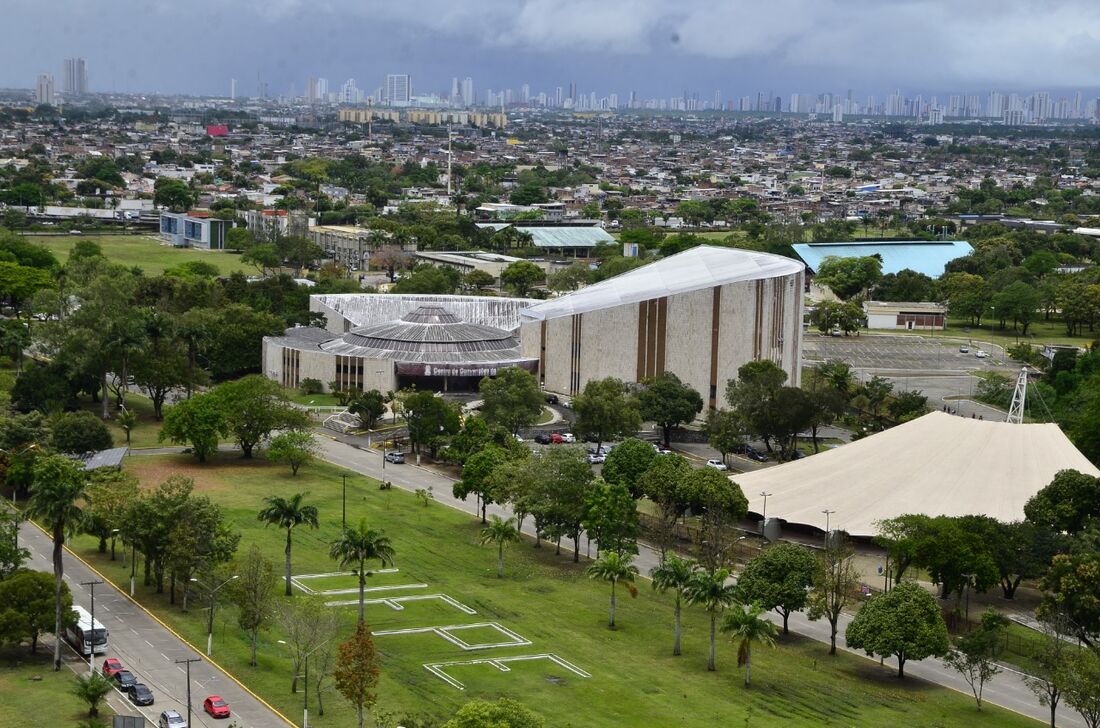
[737,411,1099,537]
[522,245,804,321]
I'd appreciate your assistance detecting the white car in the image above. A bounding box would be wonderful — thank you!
[705,459,729,471]
[587,453,605,464]
[974,349,988,359]
[561,433,576,443]
[159,711,187,728]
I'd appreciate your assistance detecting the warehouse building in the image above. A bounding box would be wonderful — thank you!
[263,246,804,405]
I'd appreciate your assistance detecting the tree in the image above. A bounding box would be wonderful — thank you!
[650,555,697,656]
[267,431,318,476]
[582,479,639,557]
[639,454,694,561]
[1040,548,1100,647]
[478,367,543,435]
[329,519,395,625]
[0,511,29,579]
[24,455,87,671]
[943,609,1008,711]
[1059,648,1100,728]
[992,281,1041,334]
[71,672,114,718]
[736,543,817,635]
[500,261,544,296]
[586,551,638,629]
[215,375,308,458]
[1025,610,1074,728]
[117,407,137,447]
[158,392,227,463]
[334,623,381,728]
[454,446,509,523]
[810,300,864,335]
[599,437,655,497]
[274,596,339,695]
[844,581,950,678]
[725,359,787,452]
[443,698,545,728]
[721,602,778,687]
[0,569,73,653]
[242,244,281,275]
[638,372,703,448]
[547,262,589,292]
[705,408,743,464]
[153,178,195,212]
[225,227,255,252]
[465,269,496,291]
[165,496,240,611]
[230,545,276,667]
[572,377,642,451]
[807,536,861,655]
[83,470,140,558]
[1025,469,1100,535]
[257,492,320,597]
[683,568,738,671]
[348,389,386,430]
[688,468,749,574]
[814,255,883,299]
[480,515,520,578]
[50,411,113,454]
[404,391,460,458]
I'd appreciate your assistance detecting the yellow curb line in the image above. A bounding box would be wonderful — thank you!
[28,520,299,728]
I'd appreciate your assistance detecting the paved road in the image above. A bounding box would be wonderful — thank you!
[314,434,1082,727]
[20,521,292,728]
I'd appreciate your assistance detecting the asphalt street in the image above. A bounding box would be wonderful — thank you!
[19,521,292,728]
[314,434,1085,727]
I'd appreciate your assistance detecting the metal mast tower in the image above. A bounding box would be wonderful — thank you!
[1006,367,1029,424]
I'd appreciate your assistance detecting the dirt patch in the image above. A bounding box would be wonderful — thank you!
[124,453,281,492]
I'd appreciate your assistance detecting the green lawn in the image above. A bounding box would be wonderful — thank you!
[68,454,1040,727]
[32,234,250,276]
[0,647,111,726]
[287,390,344,407]
[870,317,1095,350]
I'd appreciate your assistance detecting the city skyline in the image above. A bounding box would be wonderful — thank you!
[5,0,1100,100]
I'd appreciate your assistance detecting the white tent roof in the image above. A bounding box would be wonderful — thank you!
[737,411,1099,537]
[521,245,804,322]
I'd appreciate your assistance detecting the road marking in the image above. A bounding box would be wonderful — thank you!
[144,639,155,648]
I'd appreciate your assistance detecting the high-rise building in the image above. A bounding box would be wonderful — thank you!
[384,74,411,106]
[230,78,237,101]
[462,77,474,107]
[306,76,319,103]
[35,73,55,105]
[555,86,563,107]
[63,57,87,95]
[451,77,460,103]
[521,83,530,103]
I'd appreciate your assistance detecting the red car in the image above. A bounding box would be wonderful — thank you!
[101,658,123,678]
[549,433,564,444]
[203,695,231,719]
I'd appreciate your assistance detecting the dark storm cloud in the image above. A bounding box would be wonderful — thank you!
[4,0,1098,95]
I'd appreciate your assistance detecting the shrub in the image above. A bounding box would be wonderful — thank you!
[300,378,324,395]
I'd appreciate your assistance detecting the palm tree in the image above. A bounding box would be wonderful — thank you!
[479,515,520,578]
[329,519,395,625]
[650,555,698,656]
[71,672,114,717]
[24,455,88,671]
[257,493,319,597]
[683,568,737,671]
[586,551,638,629]
[722,602,778,687]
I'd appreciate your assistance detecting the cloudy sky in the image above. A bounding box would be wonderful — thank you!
[5,0,1099,100]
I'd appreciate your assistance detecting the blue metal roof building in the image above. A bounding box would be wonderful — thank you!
[791,240,973,278]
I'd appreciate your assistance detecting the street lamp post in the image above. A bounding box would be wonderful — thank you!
[279,637,334,728]
[110,528,120,562]
[342,473,347,531]
[759,491,772,540]
[129,541,137,597]
[191,575,239,656]
[822,509,835,548]
[80,579,104,673]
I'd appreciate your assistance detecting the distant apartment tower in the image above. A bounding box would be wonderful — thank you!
[35,74,55,105]
[461,77,474,107]
[385,74,411,106]
[63,57,87,95]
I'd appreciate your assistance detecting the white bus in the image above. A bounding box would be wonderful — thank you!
[65,605,108,657]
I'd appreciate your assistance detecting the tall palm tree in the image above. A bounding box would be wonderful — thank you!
[650,555,698,656]
[722,602,778,687]
[24,455,88,671]
[479,515,519,578]
[683,568,737,671]
[257,493,319,597]
[329,519,395,625]
[586,551,638,629]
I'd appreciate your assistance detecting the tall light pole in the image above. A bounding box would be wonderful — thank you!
[759,491,772,540]
[342,473,347,531]
[822,509,835,547]
[80,579,104,673]
[129,540,137,597]
[110,528,120,562]
[175,657,201,727]
[279,637,334,728]
[191,575,238,656]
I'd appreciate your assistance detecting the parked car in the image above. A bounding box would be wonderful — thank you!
[959,345,970,353]
[114,670,137,690]
[705,459,729,471]
[544,393,559,405]
[587,445,612,456]
[560,433,576,443]
[384,451,405,464]
[159,710,187,728]
[533,433,551,445]
[739,446,768,462]
[101,658,123,678]
[128,683,154,706]
[550,433,564,444]
[975,349,988,359]
[652,443,672,454]
[587,453,606,464]
[203,695,231,719]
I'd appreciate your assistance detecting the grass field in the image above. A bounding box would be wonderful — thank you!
[30,234,250,276]
[870,317,1096,350]
[0,647,111,726]
[68,454,1040,727]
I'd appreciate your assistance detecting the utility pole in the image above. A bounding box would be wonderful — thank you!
[80,579,104,673]
[129,541,137,597]
[176,657,201,726]
[342,473,347,531]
